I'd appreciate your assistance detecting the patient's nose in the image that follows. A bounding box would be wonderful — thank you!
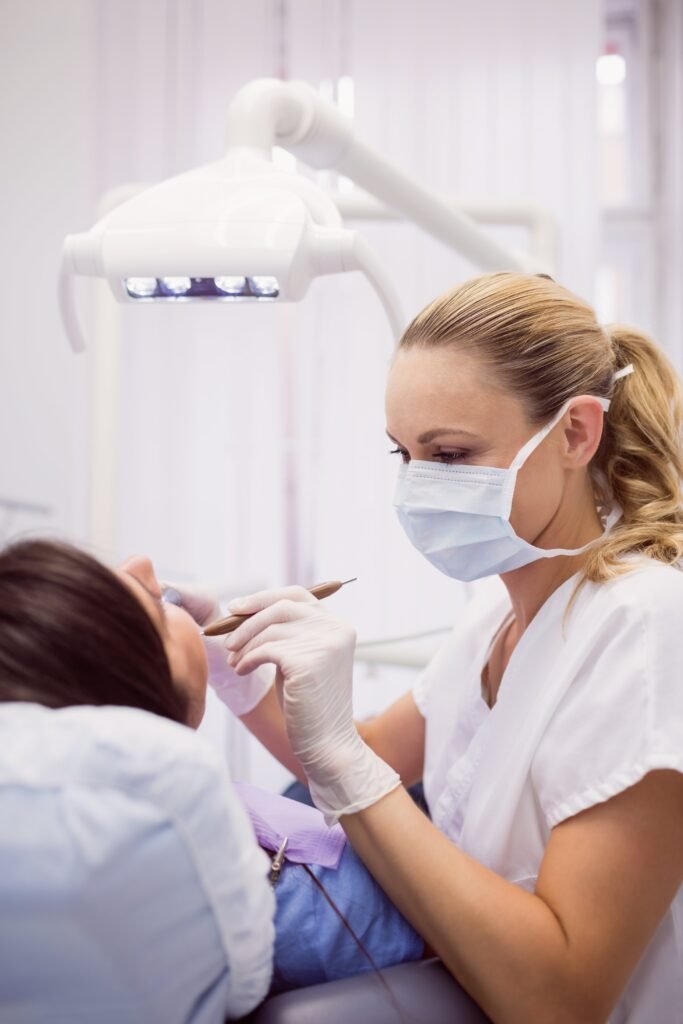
[119,555,162,598]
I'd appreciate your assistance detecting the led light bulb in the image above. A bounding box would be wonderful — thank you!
[214,276,248,295]
[249,276,279,297]
[125,277,158,298]
[160,276,192,295]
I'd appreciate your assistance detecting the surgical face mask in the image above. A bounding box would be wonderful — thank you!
[393,395,620,582]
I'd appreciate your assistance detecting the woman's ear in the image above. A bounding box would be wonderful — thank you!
[562,398,606,468]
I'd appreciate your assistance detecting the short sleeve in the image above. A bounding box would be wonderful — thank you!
[532,564,683,831]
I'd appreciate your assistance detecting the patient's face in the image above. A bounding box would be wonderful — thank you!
[116,556,208,728]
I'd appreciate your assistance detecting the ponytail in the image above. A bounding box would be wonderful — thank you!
[585,325,683,578]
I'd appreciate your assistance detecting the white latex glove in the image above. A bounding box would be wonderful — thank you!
[162,586,274,717]
[224,586,401,824]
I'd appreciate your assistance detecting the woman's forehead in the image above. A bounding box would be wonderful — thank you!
[385,346,523,438]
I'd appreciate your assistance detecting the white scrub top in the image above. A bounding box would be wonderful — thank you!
[0,702,275,1023]
[413,557,683,1024]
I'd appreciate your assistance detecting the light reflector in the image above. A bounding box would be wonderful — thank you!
[125,277,158,298]
[249,275,279,297]
[159,276,192,295]
[123,277,280,301]
[215,275,248,295]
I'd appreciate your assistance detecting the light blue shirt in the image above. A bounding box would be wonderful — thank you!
[0,702,275,1022]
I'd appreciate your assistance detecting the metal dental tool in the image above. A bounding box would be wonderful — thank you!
[269,836,289,888]
[201,578,357,638]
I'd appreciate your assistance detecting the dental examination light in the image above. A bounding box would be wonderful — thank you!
[60,78,538,353]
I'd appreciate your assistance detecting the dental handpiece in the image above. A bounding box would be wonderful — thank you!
[201,578,357,638]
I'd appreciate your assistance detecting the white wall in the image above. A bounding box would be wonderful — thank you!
[0,0,96,543]
[0,0,603,786]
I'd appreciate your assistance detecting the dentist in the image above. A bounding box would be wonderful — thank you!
[215,273,683,1024]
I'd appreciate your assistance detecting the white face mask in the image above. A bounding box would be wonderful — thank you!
[393,394,623,582]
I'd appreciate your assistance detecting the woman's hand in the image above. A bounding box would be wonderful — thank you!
[225,586,400,823]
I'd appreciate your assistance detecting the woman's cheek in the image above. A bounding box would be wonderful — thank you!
[165,610,209,720]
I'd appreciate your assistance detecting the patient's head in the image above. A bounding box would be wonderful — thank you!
[0,539,207,727]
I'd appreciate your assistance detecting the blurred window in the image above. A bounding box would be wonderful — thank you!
[596,0,656,331]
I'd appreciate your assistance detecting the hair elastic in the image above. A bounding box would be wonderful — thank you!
[612,363,634,384]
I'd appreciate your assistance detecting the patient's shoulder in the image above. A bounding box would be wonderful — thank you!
[0,701,225,793]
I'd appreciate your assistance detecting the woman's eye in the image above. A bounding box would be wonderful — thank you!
[434,450,468,463]
[389,446,410,464]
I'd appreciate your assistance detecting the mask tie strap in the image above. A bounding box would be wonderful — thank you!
[500,399,574,515]
[612,362,634,383]
[508,400,571,474]
[501,393,612,517]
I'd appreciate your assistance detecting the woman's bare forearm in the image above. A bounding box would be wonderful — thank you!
[343,773,683,1023]
[341,787,593,1024]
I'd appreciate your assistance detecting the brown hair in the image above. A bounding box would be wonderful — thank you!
[400,272,683,584]
[0,539,187,723]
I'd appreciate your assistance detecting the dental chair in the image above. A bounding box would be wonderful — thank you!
[242,957,492,1023]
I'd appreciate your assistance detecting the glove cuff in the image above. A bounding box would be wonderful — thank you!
[305,740,402,826]
[211,665,275,718]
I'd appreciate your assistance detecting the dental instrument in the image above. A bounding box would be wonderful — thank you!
[202,578,357,637]
[268,836,289,888]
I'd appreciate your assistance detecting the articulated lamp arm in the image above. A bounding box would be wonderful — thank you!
[225,78,538,275]
[60,79,541,355]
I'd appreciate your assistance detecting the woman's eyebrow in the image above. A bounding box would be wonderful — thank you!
[386,428,478,445]
[417,427,478,443]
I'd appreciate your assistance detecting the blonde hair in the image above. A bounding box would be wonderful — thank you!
[400,272,683,584]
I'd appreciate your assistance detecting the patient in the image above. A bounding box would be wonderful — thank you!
[0,539,421,1020]
[0,539,276,1023]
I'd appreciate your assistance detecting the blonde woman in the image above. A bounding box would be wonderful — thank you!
[219,273,683,1024]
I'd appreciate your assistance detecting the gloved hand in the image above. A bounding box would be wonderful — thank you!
[162,585,274,718]
[224,586,401,824]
